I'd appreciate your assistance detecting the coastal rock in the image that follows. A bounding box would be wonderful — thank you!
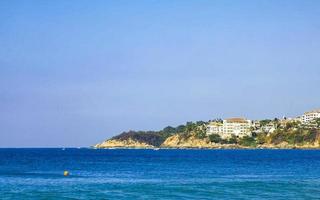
[161,134,247,149]
[257,142,320,149]
[94,138,155,149]
[161,134,213,148]
[94,134,244,149]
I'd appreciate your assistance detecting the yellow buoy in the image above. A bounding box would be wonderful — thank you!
[63,171,69,176]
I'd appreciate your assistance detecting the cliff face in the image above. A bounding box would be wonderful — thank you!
[94,138,155,148]
[94,128,320,149]
[94,136,320,149]
[109,130,166,147]
[93,118,320,149]
[161,134,212,148]
[257,142,320,149]
[94,135,242,149]
[161,134,244,149]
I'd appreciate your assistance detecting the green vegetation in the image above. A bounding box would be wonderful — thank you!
[226,135,238,144]
[112,121,209,147]
[112,131,166,147]
[260,119,272,126]
[256,132,267,144]
[268,128,318,145]
[209,134,222,143]
[195,129,207,139]
[314,118,320,128]
[109,118,320,148]
[239,136,256,147]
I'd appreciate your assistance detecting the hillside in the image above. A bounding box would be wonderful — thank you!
[94,120,320,149]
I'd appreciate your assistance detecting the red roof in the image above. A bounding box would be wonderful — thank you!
[224,118,249,123]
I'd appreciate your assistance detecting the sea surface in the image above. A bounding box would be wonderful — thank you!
[0,149,320,199]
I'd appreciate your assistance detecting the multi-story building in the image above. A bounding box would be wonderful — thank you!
[262,122,276,133]
[301,109,320,124]
[206,122,223,135]
[252,120,261,129]
[206,118,252,138]
[223,118,252,137]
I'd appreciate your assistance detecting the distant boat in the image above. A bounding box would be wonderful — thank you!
[153,148,160,151]
[62,148,66,151]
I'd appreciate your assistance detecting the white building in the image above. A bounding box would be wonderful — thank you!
[206,122,223,135]
[302,109,320,124]
[207,118,252,138]
[262,123,276,133]
[223,118,252,137]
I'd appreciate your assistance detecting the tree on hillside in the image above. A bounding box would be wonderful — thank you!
[209,134,222,143]
[195,129,207,139]
[228,135,238,144]
[176,125,186,133]
[196,121,207,126]
[162,126,176,134]
[315,118,320,128]
[239,136,256,147]
[185,122,197,132]
[260,119,272,126]
[256,132,267,144]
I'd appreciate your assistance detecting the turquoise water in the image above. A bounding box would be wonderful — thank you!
[1,149,320,199]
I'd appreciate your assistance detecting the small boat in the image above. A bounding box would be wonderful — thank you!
[153,148,160,151]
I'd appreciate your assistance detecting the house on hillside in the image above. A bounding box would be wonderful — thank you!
[223,118,252,138]
[206,118,252,139]
[301,109,320,124]
[206,122,223,135]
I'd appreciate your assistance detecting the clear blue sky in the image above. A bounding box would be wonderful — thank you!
[1,0,319,147]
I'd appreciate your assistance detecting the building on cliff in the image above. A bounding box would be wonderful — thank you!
[206,118,252,139]
[223,118,252,137]
[206,122,223,135]
[301,109,320,124]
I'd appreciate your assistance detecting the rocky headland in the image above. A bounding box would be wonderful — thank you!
[94,120,320,149]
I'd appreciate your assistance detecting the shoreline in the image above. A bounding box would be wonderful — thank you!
[92,146,320,150]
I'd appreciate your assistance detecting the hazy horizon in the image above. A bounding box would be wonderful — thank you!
[1,0,320,147]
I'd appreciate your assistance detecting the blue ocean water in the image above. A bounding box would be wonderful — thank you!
[0,149,320,199]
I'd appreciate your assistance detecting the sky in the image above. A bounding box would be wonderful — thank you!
[0,0,319,147]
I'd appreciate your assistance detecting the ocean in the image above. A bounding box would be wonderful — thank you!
[0,148,320,199]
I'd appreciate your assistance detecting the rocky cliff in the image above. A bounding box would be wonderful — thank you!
[95,133,242,149]
[257,142,320,149]
[93,121,320,149]
[94,138,154,148]
[161,134,211,148]
[94,133,320,149]
[161,134,247,149]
